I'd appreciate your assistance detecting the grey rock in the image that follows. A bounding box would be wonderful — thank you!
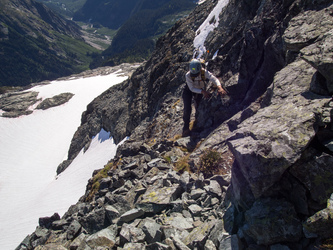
[179,171,191,191]
[39,213,60,229]
[219,235,242,250]
[36,92,74,110]
[0,91,40,117]
[99,177,113,191]
[243,198,302,245]
[123,242,146,249]
[146,242,171,250]
[80,207,108,234]
[210,175,230,187]
[301,30,333,92]
[123,161,139,170]
[30,227,50,248]
[166,171,181,183]
[204,239,217,250]
[290,152,333,206]
[303,193,333,238]
[105,193,132,215]
[140,218,162,244]
[183,220,216,248]
[162,225,185,240]
[139,184,183,207]
[119,223,145,245]
[205,180,223,197]
[164,213,194,231]
[188,204,203,216]
[147,158,163,168]
[105,205,120,223]
[170,235,191,250]
[190,189,206,200]
[119,208,145,223]
[85,225,117,248]
[56,160,72,175]
[69,233,86,249]
[283,6,333,51]
[208,220,224,247]
[51,219,70,231]
[66,220,82,240]
[228,59,330,199]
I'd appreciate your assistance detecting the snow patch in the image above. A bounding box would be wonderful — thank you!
[0,71,128,249]
[193,0,229,59]
[197,0,207,4]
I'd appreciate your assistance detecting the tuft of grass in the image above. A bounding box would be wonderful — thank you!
[174,154,191,173]
[163,156,172,164]
[198,149,222,177]
[85,160,119,202]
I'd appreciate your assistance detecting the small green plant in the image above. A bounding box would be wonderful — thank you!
[199,149,222,177]
[174,155,191,173]
[85,160,119,201]
[163,155,172,164]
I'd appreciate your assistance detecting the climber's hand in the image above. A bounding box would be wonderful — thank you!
[217,86,227,96]
[202,90,211,99]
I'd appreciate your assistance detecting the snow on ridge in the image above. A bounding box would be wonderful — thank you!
[193,0,230,59]
[0,71,129,249]
[197,0,207,4]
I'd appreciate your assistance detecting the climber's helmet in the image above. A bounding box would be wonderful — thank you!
[189,59,202,77]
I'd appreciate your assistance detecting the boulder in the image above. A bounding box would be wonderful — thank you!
[284,5,333,92]
[85,225,117,248]
[105,193,132,215]
[242,198,302,245]
[36,92,74,110]
[80,207,108,234]
[204,180,223,197]
[119,208,145,223]
[105,205,120,223]
[183,220,216,248]
[170,235,191,250]
[39,213,60,229]
[283,6,333,51]
[66,220,82,241]
[163,213,194,231]
[123,242,147,249]
[137,184,183,213]
[290,152,333,206]
[119,223,145,245]
[140,218,162,244]
[0,91,39,117]
[146,242,171,250]
[227,59,330,199]
[303,193,333,238]
[188,204,203,216]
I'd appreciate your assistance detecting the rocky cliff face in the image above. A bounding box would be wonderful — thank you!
[18,0,333,249]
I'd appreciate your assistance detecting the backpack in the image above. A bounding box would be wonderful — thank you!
[191,69,206,82]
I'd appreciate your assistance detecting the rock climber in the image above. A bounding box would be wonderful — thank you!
[182,59,227,137]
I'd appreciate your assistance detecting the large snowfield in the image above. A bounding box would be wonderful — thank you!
[0,71,128,249]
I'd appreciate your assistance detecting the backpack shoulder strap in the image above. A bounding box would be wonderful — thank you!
[201,69,206,81]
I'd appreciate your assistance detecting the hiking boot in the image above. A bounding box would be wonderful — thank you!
[182,129,191,137]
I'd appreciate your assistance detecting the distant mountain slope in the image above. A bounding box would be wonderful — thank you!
[74,0,196,67]
[36,0,87,17]
[73,0,139,29]
[0,0,97,87]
